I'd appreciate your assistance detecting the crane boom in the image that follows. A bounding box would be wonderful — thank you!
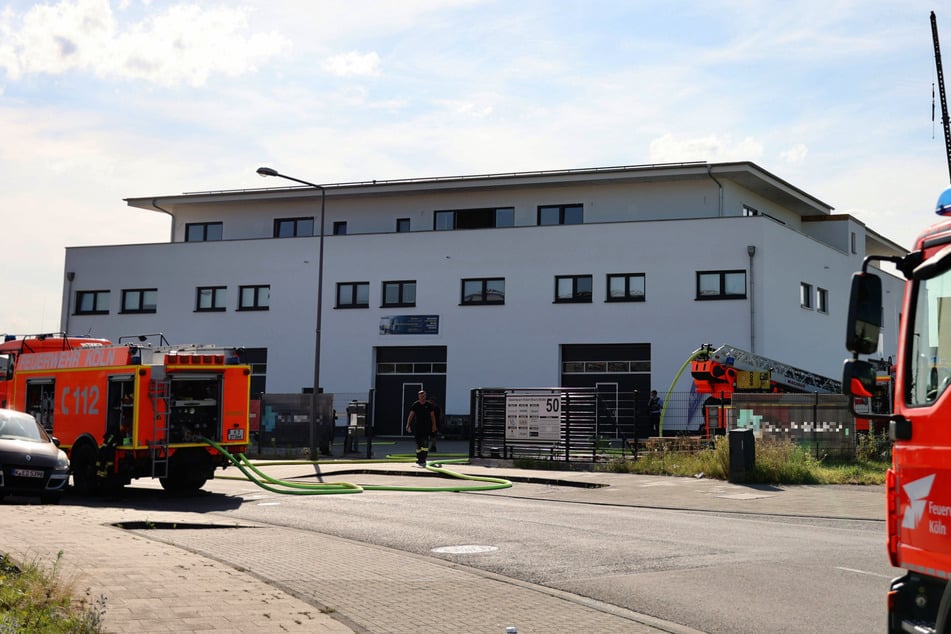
[932,11,951,182]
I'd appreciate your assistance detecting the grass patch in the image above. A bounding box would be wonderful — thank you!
[0,550,106,633]
[603,436,888,485]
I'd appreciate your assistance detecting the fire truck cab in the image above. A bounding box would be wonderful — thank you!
[843,186,951,633]
[0,334,251,494]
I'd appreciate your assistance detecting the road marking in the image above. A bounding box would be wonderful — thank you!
[257,502,281,506]
[432,545,498,554]
[835,566,891,578]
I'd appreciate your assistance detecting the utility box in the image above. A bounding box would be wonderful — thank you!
[728,428,755,482]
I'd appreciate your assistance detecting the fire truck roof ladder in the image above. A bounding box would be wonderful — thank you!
[702,344,842,394]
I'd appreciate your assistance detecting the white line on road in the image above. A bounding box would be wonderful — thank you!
[835,566,892,578]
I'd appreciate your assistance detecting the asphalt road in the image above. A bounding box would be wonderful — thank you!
[83,464,892,634]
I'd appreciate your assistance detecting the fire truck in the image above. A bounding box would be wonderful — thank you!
[0,333,251,494]
[844,185,951,633]
[690,343,844,434]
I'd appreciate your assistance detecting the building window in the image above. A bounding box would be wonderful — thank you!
[800,282,813,309]
[185,222,223,242]
[121,289,157,314]
[817,287,829,314]
[851,232,857,254]
[196,286,227,312]
[382,281,416,307]
[696,270,746,300]
[538,204,583,226]
[555,275,593,303]
[273,217,314,238]
[606,274,646,302]
[333,221,347,235]
[742,205,759,217]
[462,278,505,305]
[75,290,110,315]
[396,218,410,232]
[434,207,515,231]
[238,285,270,311]
[337,282,369,308]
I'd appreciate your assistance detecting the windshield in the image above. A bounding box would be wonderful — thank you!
[907,265,951,405]
[0,412,46,442]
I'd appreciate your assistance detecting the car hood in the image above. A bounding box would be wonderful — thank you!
[0,438,63,467]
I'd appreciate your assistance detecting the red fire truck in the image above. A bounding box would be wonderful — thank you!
[0,333,251,494]
[690,343,845,435]
[843,185,951,632]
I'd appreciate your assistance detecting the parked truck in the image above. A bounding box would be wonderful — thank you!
[843,185,951,633]
[0,333,251,493]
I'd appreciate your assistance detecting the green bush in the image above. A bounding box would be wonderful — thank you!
[603,436,887,485]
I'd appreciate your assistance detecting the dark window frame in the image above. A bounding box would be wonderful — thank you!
[433,207,515,231]
[396,218,411,232]
[538,204,583,226]
[273,217,314,238]
[695,270,747,300]
[336,282,370,309]
[606,273,646,302]
[382,280,417,308]
[120,288,157,314]
[333,221,347,235]
[185,222,223,242]
[196,286,227,312]
[800,282,814,309]
[817,287,829,314]
[75,290,110,315]
[461,277,505,306]
[554,275,593,303]
[238,285,270,311]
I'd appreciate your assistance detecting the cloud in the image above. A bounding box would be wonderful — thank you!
[780,143,809,163]
[648,133,764,163]
[0,0,288,86]
[321,51,381,77]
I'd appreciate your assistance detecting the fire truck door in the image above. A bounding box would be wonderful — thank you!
[25,379,55,433]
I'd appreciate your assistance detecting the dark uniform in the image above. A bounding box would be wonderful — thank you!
[406,392,436,466]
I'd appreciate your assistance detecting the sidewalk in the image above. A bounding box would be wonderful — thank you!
[0,440,884,633]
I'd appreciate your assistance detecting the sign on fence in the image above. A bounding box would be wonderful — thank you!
[505,391,561,441]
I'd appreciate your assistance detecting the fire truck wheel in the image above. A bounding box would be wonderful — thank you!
[70,441,100,496]
[936,580,951,634]
[159,474,207,493]
[159,448,211,493]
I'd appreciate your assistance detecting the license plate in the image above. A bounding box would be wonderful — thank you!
[227,429,245,441]
[12,468,44,478]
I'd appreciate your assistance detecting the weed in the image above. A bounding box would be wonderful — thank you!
[0,551,106,633]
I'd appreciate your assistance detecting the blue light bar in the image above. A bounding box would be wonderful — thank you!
[936,186,951,215]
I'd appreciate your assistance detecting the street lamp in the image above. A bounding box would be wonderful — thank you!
[257,166,327,458]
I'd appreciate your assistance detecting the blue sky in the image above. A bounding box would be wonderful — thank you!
[1,0,948,333]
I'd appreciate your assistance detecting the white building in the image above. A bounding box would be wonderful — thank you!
[61,161,906,434]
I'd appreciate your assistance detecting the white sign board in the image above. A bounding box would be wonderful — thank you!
[505,392,562,441]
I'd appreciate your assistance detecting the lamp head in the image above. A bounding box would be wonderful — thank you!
[256,166,279,177]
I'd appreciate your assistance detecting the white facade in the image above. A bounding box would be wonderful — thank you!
[60,161,906,431]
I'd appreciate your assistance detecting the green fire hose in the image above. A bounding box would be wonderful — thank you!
[203,438,513,495]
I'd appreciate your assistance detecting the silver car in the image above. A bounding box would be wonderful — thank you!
[0,409,70,504]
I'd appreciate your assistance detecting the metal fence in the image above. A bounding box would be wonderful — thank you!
[470,387,642,462]
[724,392,856,457]
[256,391,374,456]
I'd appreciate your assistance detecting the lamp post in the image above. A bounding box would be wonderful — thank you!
[256,166,327,459]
